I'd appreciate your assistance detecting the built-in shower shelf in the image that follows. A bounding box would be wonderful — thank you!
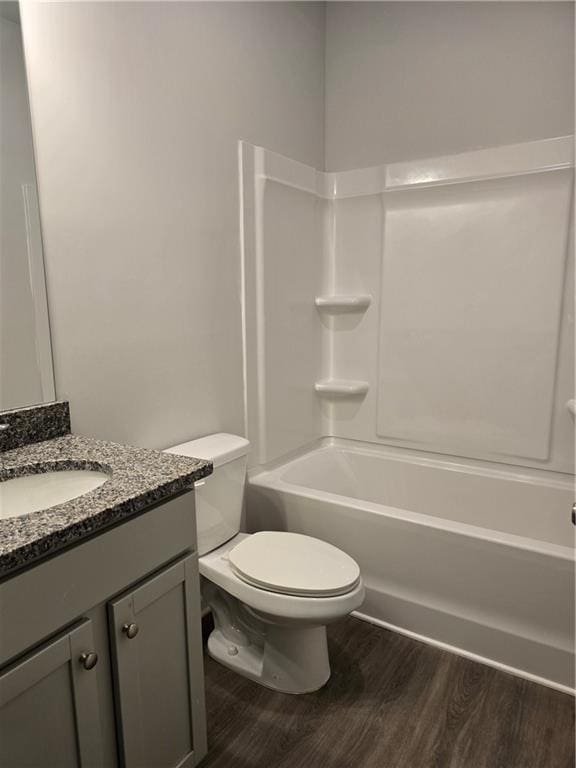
[315,294,372,312]
[314,379,369,397]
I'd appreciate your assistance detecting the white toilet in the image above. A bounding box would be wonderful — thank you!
[165,433,365,694]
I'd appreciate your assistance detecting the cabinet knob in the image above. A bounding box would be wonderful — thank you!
[122,622,139,639]
[79,652,99,670]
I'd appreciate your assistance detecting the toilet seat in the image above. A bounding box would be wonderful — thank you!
[228,531,360,597]
[200,532,365,623]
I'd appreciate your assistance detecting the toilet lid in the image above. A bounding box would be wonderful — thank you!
[228,532,360,597]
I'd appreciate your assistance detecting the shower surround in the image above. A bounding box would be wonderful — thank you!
[240,136,575,691]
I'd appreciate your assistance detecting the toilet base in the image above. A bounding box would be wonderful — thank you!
[203,579,331,693]
[207,623,331,694]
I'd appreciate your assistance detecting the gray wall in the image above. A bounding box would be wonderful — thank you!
[20,1,574,447]
[21,1,325,447]
[325,2,575,170]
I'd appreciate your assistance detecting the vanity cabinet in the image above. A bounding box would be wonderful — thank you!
[0,492,207,768]
[0,619,103,768]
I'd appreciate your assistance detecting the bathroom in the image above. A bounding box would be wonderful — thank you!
[0,1,574,765]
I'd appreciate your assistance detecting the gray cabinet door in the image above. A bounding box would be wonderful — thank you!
[0,619,104,768]
[109,554,207,768]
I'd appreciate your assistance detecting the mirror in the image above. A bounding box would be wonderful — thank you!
[0,0,55,411]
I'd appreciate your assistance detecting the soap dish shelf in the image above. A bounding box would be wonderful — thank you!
[315,294,372,313]
[314,379,369,397]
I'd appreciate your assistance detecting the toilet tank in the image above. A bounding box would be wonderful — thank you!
[164,433,250,556]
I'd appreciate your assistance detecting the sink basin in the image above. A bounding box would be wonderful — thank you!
[0,470,110,520]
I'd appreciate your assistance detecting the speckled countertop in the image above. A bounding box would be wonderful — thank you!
[0,433,212,578]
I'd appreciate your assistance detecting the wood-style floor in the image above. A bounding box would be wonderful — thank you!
[201,616,575,768]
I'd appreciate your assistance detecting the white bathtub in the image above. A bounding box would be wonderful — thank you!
[247,439,575,692]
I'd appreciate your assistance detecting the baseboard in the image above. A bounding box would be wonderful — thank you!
[352,609,575,696]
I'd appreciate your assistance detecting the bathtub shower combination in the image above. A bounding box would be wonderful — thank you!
[240,136,576,693]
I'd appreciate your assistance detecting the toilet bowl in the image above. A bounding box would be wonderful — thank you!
[200,532,364,693]
[165,434,364,693]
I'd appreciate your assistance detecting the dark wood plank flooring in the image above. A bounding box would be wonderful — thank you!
[201,617,575,768]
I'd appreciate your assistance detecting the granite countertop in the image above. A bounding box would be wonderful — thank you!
[0,433,212,578]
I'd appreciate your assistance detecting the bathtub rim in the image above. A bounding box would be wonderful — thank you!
[252,436,574,490]
[248,439,575,561]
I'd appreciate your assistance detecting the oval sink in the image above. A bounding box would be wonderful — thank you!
[0,470,110,520]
